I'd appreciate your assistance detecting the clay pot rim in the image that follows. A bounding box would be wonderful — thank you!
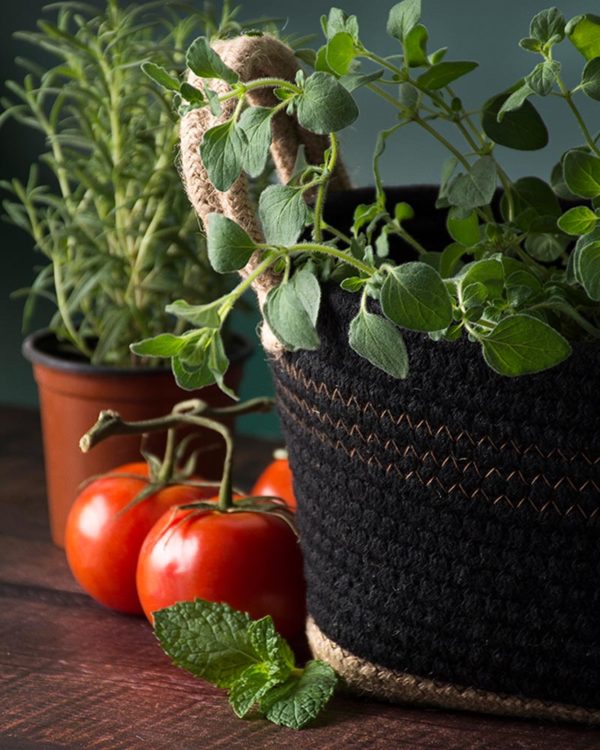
[22,328,252,377]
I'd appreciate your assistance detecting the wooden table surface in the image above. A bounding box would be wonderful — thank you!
[1,405,599,750]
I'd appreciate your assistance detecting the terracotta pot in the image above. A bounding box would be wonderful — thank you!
[23,330,251,548]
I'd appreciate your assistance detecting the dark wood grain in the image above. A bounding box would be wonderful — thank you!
[0,406,599,750]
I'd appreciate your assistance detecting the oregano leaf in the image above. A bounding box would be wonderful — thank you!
[238,107,272,178]
[563,149,600,198]
[186,36,238,84]
[296,72,359,133]
[557,206,599,236]
[264,281,320,351]
[417,60,478,90]
[206,213,256,273]
[200,121,246,192]
[387,0,421,42]
[258,186,309,246]
[381,262,453,332]
[348,309,409,379]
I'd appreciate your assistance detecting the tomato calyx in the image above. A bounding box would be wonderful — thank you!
[178,495,299,535]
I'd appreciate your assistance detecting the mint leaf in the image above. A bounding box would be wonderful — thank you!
[387,0,421,42]
[238,107,272,178]
[248,617,295,677]
[206,214,256,273]
[260,660,338,730]
[200,121,246,192]
[154,600,257,688]
[229,665,280,718]
[381,262,453,332]
[417,61,478,90]
[349,309,409,379]
[130,332,187,358]
[258,185,309,246]
[296,72,359,134]
[186,36,238,84]
[481,315,572,376]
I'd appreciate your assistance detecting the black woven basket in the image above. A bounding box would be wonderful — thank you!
[270,186,600,723]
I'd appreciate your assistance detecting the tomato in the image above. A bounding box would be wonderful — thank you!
[65,462,212,615]
[136,503,306,639]
[252,457,296,510]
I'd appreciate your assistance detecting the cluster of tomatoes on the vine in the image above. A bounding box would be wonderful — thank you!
[65,454,304,640]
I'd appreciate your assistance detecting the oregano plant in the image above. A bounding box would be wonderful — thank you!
[134,2,600,392]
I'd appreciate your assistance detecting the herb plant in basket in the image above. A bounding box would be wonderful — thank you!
[141,2,600,723]
[1,0,263,545]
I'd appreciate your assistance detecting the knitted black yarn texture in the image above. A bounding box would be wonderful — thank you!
[270,187,600,709]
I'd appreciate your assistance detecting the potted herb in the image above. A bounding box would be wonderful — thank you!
[140,2,600,722]
[1,0,261,546]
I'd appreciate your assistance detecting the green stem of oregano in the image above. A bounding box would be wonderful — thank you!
[555,76,600,158]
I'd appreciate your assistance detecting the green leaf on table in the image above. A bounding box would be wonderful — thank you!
[264,276,320,351]
[481,315,571,376]
[154,600,337,729]
[557,206,599,235]
[581,57,600,100]
[566,14,600,61]
[417,61,478,90]
[258,185,309,246]
[387,0,421,42]
[238,107,272,178]
[482,91,548,150]
[200,120,246,192]
[141,62,180,91]
[381,262,453,332]
[447,156,496,210]
[130,332,187,358]
[574,240,600,300]
[186,36,239,84]
[446,208,479,246]
[154,600,257,688]
[563,150,600,198]
[529,7,566,45]
[404,24,429,67]
[525,60,560,96]
[296,72,359,133]
[260,660,338,730]
[206,213,256,273]
[348,309,409,379]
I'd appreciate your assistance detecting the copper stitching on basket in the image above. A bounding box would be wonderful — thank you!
[276,397,599,521]
[275,379,600,495]
[276,359,599,466]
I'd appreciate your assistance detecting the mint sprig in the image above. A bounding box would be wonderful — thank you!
[154,599,338,729]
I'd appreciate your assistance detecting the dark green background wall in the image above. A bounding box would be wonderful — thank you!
[0,1,594,436]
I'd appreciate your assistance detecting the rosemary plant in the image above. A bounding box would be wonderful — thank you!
[1,0,266,366]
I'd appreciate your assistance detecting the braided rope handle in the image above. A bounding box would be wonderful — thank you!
[179,34,351,301]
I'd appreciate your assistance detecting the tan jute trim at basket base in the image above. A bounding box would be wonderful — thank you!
[306,617,600,724]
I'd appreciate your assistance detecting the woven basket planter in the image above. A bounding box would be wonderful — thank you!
[179,35,600,723]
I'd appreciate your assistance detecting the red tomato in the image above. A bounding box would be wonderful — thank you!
[252,458,296,510]
[136,503,306,639]
[65,463,212,615]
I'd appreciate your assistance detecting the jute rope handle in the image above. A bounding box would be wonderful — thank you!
[179,34,351,353]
